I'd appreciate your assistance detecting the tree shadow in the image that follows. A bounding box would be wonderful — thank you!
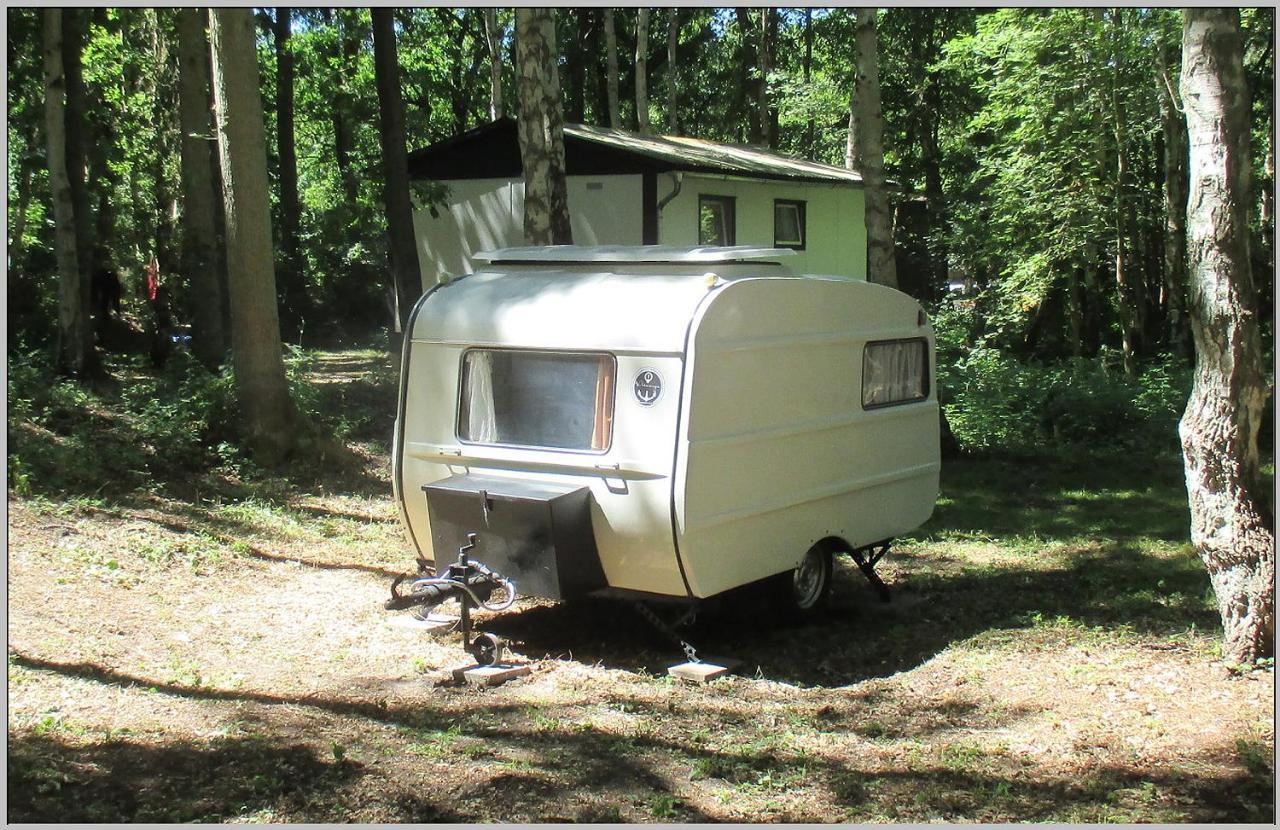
[471,539,1215,688]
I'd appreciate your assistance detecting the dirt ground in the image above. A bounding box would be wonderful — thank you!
[7,351,1274,823]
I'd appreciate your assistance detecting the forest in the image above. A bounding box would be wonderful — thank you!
[7,7,1277,823]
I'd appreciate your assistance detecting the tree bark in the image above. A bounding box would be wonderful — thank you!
[853,8,897,288]
[604,9,620,129]
[371,8,425,340]
[515,8,572,246]
[635,8,650,134]
[736,7,762,144]
[177,7,227,370]
[1179,7,1274,664]
[209,8,303,464]
[331,8,360,203]
[484,8,503,120]
[1111,9,1141,376]
[61,9,101,375]
[44,9,92,378]
[1157,18,1191,358]
[666,10,678,134]
[273,7,307,339]
[759,9,777,149]
[804,8,815,159]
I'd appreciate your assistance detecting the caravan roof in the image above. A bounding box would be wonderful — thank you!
[474,245,798,265]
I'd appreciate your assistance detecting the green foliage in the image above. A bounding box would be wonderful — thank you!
[936,326,1191,457]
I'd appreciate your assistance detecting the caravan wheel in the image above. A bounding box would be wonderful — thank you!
[775,543,833,622]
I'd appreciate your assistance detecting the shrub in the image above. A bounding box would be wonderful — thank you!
[932,308,1192,457]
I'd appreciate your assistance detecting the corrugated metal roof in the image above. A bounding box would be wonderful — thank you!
[565,123,864,185]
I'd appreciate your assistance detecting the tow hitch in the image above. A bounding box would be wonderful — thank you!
[385,532,517,666]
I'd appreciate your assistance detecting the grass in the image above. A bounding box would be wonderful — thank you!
[6,347,1274,823]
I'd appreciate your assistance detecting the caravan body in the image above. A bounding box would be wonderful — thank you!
[393,246,939,602]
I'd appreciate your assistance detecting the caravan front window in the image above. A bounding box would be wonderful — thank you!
[458,349,616,452]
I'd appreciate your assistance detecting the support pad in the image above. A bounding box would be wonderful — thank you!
[388,613,458,632]
[451,663,532,687]
[668,657,741,684]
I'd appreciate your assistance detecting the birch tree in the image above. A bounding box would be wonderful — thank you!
[209,8,303,463]
[483,8,503,120]
[43,9,93,378]
[515,8,572,245]
[1178,8,1274,664]
[176,7,226,370]
[853,8,897,288]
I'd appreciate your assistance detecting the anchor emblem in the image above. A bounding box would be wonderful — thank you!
[633,369,663,406]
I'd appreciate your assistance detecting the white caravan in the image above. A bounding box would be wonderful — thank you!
[392,246,940,615]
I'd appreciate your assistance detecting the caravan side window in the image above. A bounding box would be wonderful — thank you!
[862,338,929,409]
[458,349,615,452]
[698,195,736,246]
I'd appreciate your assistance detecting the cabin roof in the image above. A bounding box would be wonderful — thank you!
[407,117,865,186]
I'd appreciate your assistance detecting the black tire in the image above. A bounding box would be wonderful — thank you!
[773,543,834,623]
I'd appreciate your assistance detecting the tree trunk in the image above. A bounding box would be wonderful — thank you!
[484,8,503,120]
[209,8,303,464]
[563,9,588,124]
[1111,9,1141,376]
[44,9,91,378]
[604,9,620,129]
[853,8,896,289]
[372,8,425,341]
[759,9,778,149]
[666,10,678,134]
[1179,8,1275,665]
[635,8,650,134]
[735,8,762,145]
[1157,19,1191,358]
[177,7,227,371]
[515,8,572,246]
[804,8,814,159]
[331,8,359,203]
[10,121,39,267]
[61,8,100,375]
[273,7,307,339]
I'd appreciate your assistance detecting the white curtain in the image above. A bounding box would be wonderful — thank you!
[864,340,925,407]
[465,351,498,443]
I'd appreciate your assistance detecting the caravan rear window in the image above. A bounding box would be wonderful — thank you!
[862,338,929,408]
[458,349,615,452]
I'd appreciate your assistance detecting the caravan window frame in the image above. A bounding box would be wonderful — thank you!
[455,347,618,455]
[861,337,930,410]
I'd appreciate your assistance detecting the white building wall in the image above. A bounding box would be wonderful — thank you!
[657,174,867,281]
[413,174,645,289]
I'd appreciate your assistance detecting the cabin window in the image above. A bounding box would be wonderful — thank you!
[862,338,929,409]
[698,195,736,246]
[458,349,615,452]
[773,199,806,249]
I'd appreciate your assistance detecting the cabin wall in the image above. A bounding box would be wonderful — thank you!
[412,174,645,289]
[657,174,867,281]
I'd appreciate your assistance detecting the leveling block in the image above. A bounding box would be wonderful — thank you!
[450,662,532,687]
[668,657,741,684]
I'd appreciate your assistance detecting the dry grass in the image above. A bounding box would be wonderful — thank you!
[7,350,1274,823]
